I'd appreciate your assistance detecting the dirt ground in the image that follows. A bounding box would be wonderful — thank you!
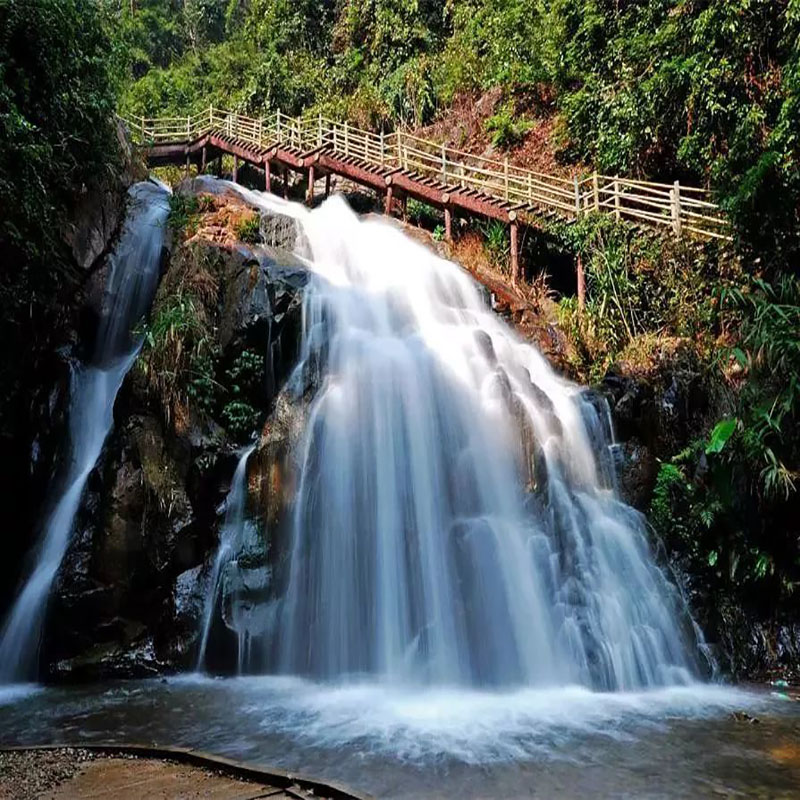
[0,749,320,800]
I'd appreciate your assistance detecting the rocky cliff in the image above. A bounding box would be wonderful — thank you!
[40,182,309,679]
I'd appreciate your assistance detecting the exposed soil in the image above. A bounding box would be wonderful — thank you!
[415,89,587,180]
[0,749,315,800]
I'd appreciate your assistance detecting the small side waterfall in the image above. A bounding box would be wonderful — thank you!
[196,444,256,673]
[0,181,170,683]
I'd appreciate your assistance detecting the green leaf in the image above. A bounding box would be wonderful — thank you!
[705,418,737,455]
[707,550,719,567]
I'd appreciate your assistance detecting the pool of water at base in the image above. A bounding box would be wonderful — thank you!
[1,677,798,798]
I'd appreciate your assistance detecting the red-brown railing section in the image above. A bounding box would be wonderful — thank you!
[122,107,730,241]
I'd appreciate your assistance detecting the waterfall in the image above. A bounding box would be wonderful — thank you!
[0,181,170,683]
[196,444,256,673]
[193,182,700,691]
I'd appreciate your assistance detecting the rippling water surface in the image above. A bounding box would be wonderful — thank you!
[1,679,798,798]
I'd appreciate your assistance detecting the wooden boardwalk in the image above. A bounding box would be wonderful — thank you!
[122,106,730,282]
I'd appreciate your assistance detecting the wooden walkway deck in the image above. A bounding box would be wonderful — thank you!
[122,106,730,282]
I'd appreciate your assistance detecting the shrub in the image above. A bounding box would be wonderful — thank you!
[234,212,261,244]
[484,103,532,149]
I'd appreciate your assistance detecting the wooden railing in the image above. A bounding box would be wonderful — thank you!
[123,106,730,241]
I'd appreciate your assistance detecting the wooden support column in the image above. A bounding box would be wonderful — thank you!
[577,253,586,311]
[384,177,394,216]
[201,145,207,173]
[264,159,271,192]
[325,173,331,198]
[443,193,452,241]
[401,193,408,221]
[509,212,520,284]
[283,167,289,199]
[307,164,316,205]
[184,150,190,177]
[232,154,239,183]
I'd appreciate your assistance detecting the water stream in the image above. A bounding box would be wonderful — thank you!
[0,181,170,682]
[196,444,257,673]
[202,183,701,691]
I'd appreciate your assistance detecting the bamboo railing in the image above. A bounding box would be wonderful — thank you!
[123,106,730,241]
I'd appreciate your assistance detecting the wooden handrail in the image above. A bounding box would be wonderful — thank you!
[118,106,730,240]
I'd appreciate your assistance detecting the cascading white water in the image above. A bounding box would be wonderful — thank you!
[0,181,170,683]
[196,444,256,672]
[204,182,700,691]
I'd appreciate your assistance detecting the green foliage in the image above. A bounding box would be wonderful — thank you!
[722,276,800,500]
[234,212,262,244]
[705,419,737,456]
[407,198,441,228]
[137,292,220,422]
[432,224,445,242]
[0,0,121,444]
[221,400,259,438]
[650,275,800,604]
[167,193,201,235]
[480,219,510,268]
[222,349,263,440]
[555,215,726,376]
[484,103,532,149]
[0,0,120,264]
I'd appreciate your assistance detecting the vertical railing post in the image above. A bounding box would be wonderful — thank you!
[380,129,385,166]
[397,130,403,169]
[614,176,621,221]
[593,172,599,212]
[441,143,447,182]
[672,180,682,237]
[141,116,146,143]
[528,172,533,205]
[344,121,349,156]
[257,118,262,145]
[504,158,510,200]
[333,124,338,152]
[186,115,191,140]
[276,109,281,142]
[318,112,323,147]
[574,176,581,218]
[209,105,213,130]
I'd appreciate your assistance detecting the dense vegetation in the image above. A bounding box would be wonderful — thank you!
[0,1,797,643]
[0,0,122,573]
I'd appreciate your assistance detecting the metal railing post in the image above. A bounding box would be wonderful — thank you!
[593,172,599,212]
[441,143,447,182]
[504,158,510,200]
[318,112,323,147]
[276,109,281,142]
[344,121,349,156]
[380,129,385,166]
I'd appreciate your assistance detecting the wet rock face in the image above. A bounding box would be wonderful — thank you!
[42,208,309,679]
